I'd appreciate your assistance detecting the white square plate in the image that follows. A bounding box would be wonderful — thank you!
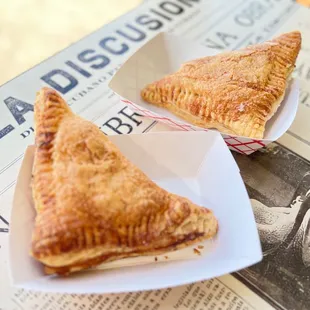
[9,131,262,294]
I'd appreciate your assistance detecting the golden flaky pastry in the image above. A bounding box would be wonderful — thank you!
[141,31,301,139]
[31,88,218,275]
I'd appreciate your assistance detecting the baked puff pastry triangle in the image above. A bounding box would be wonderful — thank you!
[141,31,301,139]
[31,88,218,275]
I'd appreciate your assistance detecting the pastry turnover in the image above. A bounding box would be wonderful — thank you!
[31,88,218,275]
[141,31,301,139]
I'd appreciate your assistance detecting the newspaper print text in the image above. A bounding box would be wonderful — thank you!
[0,0,200,142]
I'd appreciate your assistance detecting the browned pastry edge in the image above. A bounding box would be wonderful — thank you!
[44,231,210,275]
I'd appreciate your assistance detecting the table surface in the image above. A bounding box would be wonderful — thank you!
[0,0,142,86]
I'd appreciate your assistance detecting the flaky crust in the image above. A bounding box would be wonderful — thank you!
[31,88,218,275]
[141,31,301,139]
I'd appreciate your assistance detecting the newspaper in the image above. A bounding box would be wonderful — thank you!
[0,0,309,309]
[233,144,310,310]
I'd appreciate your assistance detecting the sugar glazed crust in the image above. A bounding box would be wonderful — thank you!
[141,31,301,139]
[31,88,218,275]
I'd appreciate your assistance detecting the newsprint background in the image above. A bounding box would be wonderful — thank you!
[0,0,310,309]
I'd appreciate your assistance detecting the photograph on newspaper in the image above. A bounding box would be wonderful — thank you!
[232,143,310,310]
